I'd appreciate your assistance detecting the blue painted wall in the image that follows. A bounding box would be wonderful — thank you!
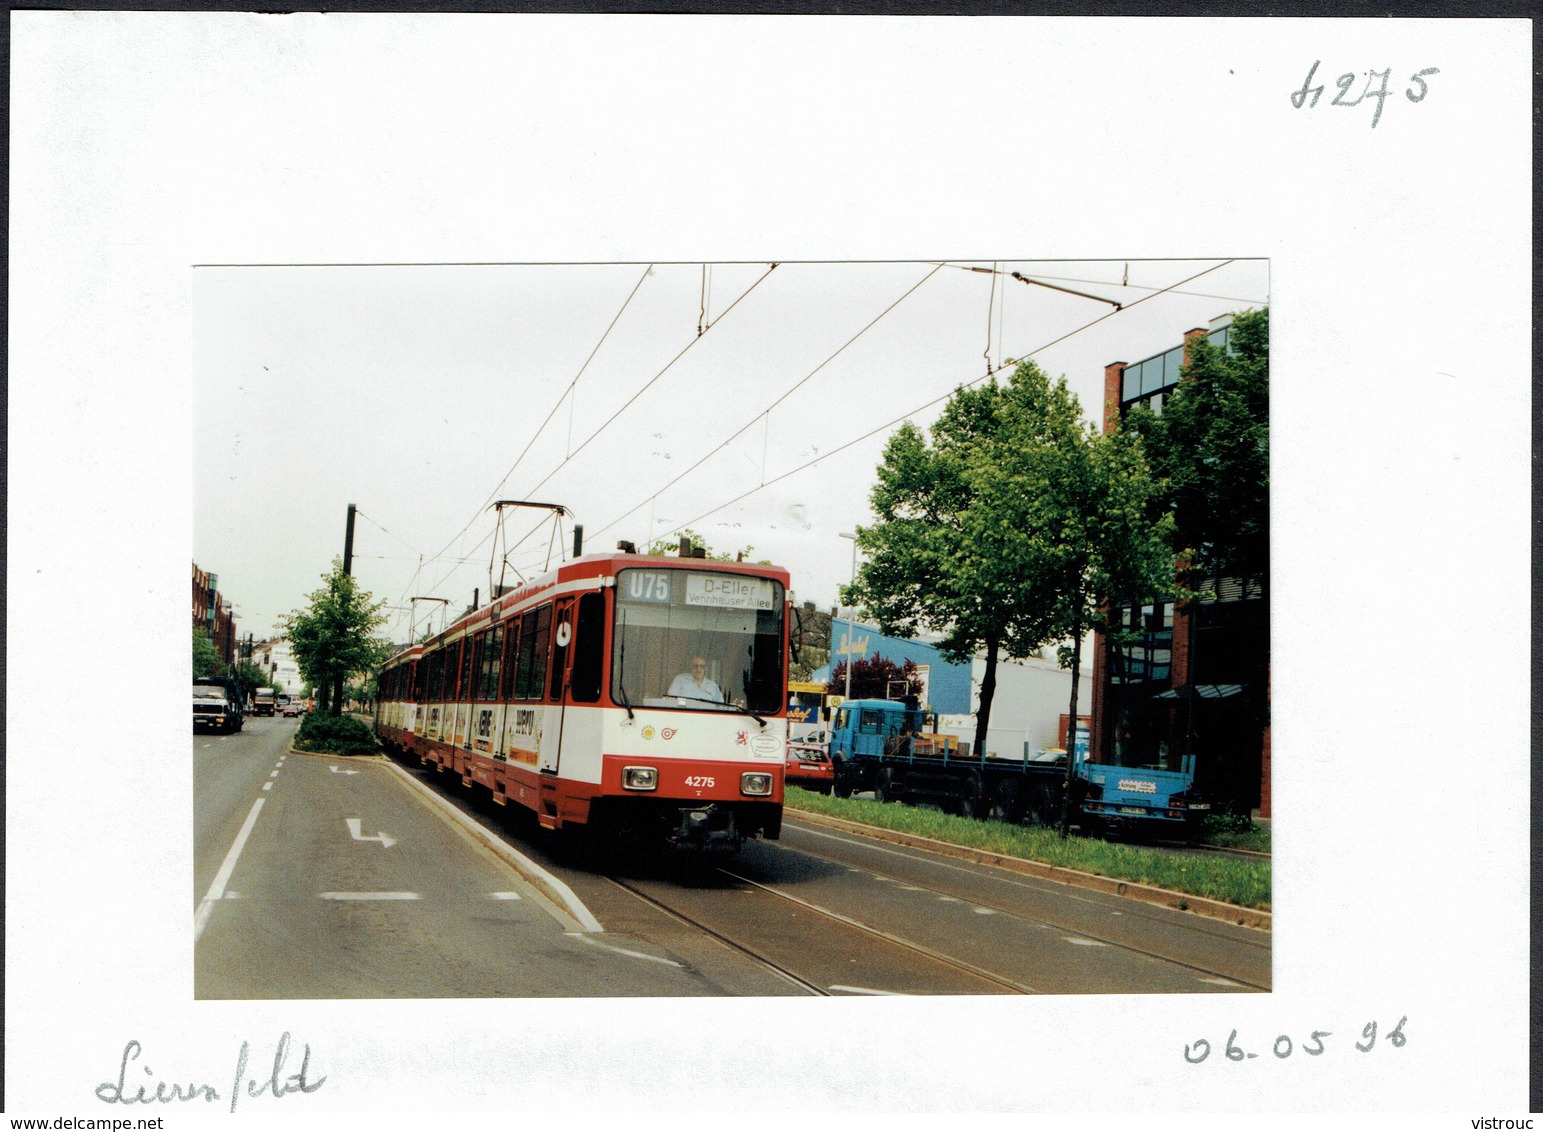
[813,618,972,715]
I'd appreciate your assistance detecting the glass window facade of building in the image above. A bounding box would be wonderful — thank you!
[1110,600,1173,687]
[1118,325,1232,416]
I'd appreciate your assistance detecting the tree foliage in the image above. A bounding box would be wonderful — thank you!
[843,361,1102,755]
[192,626,218,678]
[284,559,392,715]
[1124,308,1269,586]
[844,358,1175,783]
[234,660,276,696]
[825,654,925,703]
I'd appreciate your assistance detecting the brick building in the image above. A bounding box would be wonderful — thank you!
[192,561,238,672]
[1089,314,1271,818]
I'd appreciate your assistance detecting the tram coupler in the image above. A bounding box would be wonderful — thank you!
[668,803,743,853]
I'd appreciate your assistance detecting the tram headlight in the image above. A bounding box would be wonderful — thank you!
[740,772,774,796]
[622,766,658,791]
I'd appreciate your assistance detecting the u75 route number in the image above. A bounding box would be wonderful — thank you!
[1186,1017,1407,1064]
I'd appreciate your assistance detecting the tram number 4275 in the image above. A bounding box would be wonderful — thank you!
[1185,1017,1407,1064]
[684,776,716,788]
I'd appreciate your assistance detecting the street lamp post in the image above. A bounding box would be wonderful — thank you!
[838,531,859,702]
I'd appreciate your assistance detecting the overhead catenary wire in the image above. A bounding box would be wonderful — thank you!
[380,258,1258,634]
[936,259,1265,308]
[421,264,655,575]
[409,263,780,610]
[515,262,781,505]
[588,262,944,546]
[650,259,1238,546]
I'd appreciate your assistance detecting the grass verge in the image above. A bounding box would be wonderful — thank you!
[783,787,1271,912]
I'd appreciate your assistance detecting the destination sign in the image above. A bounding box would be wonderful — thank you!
[684,574,777,610]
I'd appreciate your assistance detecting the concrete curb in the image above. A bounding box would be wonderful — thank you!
[785,807,1271,933]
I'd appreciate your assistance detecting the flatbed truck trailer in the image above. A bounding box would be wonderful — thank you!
[827,698,1210,838]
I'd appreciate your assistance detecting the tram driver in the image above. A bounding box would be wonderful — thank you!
[667,655,724,703]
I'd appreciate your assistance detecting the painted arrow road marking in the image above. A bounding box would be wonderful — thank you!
[330,766,360,775]
[345,818,397,848]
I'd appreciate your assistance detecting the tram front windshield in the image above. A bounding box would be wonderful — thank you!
[612,567,784,715]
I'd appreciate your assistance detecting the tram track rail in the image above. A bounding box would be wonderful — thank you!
[607,868,1041,996]
[764,821,1270,989]
[609,837,1267,995]
[741,842,1269,993]
[606,874,832,995]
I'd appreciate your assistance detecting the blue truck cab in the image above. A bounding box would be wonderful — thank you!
[827,699,942,796]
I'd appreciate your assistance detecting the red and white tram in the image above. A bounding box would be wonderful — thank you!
[374,548,790,852]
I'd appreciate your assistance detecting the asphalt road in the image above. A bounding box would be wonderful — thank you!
[194,724,1268,998]
[194,718,775,997]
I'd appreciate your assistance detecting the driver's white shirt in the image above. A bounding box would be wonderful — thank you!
[667,674,722,701]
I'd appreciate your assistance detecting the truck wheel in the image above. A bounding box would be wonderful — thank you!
[874,768,897,803]
[989,778,1026,824]
[960,771,989,820]
[1029,784,1060,827]
[832,759,853,799]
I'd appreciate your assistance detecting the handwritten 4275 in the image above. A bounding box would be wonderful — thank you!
[1291,62,1439,128]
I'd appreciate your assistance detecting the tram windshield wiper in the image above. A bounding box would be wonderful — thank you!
[615,613,634,720]
[668,695,767,727]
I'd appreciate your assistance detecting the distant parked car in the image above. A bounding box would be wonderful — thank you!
[785,741,834,794]
[281,701,303,717]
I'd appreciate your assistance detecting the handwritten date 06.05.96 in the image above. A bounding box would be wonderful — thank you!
[1186,1017,1407,1064]
[1291,62,1439,128]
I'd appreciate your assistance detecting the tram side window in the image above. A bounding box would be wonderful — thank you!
[569,591,605,703]
[548,606,570,702]
[458,640,475,703]
[499,618,521,700]
[515,605,552,701]
[528,606,552,700]
[479,624,504,701]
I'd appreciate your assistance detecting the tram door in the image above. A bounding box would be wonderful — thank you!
[539,597,578,775]
[541,591,607,779]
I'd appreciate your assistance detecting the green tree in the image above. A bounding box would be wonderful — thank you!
[234,660,274,696]
[843,361,1093,757]
[1033,427,1175,835]
[192,625,218,678]
[1121,309,1269,816]
[284,559,392,716]
[1124,308,1269,587]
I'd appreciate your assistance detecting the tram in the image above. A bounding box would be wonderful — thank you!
[375,545,791,853]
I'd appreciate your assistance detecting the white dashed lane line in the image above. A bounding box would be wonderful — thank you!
[320,892,421,901]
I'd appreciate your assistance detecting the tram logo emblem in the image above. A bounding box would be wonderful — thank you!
[662,728,677,740]
[641,726,656,740]
[736,731,747,746]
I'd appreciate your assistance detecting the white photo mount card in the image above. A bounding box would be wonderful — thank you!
[6,10,1532,1123]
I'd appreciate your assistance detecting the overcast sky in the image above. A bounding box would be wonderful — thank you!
[194,257,1270,642]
